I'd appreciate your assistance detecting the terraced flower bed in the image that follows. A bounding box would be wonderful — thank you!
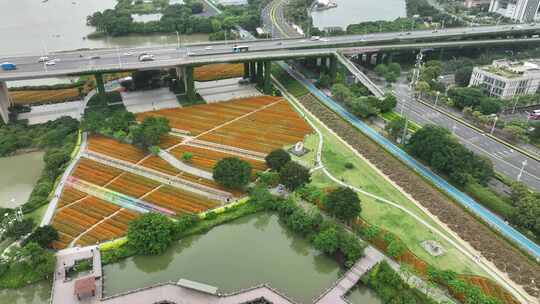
[136,96,279,135]
[295,93,540,297]
[169,144,267,173]
[194,63,244,81]
[10,88,80,105]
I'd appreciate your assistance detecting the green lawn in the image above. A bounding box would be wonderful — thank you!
[286,97,488,277]
[24,204,48,224]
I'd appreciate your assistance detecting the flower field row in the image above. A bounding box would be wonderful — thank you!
[57,186,87,208]
[74,209,138,247]
[88,135,146,164]
[144,186,218,215]
[10,88,80,105]
[194,63,244,82]
[169,144,267,173]
[136,96,279,135]
[71,158,123,186]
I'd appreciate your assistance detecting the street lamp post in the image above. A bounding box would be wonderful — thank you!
[517,159,527,181]
[435,91,440,107]
[452,123,457,135]
[511,98,518,114]
[175,31,181,49]
[490,116,498,135]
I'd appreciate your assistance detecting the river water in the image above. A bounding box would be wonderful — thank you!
[311,0,406,30]
[0,0,209,57]
[0,152,45,209]
[103,213,344,303]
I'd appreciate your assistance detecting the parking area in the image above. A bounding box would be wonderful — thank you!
[18,100,83,125]
[196,78,262,103]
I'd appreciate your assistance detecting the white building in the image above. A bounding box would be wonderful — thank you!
[469,59,540,99]
[489,0,540,22]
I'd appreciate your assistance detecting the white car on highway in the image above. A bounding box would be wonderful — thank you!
[45,60,56,66]
[138,53,155,61]
[38,56,50,63]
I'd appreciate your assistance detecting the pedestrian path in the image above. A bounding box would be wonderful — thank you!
[158,149,214,180]
[314,246,384,304]
[279,62,540,260]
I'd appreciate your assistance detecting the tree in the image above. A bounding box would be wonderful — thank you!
[331,83,353,103]
[279,161,311,191]
[213,157,252,189]
[127,213,176,255]
[324,187,361,222]
[512,195,540,237]
[265,149,291,171]
[181,152,193,163]
[379,94,397,113]
[385,117,407,142]
[131,116,170,149]
[415,80,430,95]
[313,227,339,254]
[447,86,485,109]
[44,149,70,179]
[5,219,34,240]
[374,64,389,77]
[24,225,58,248]
[190,1,204,13]
[454,66,473,87]
[477,97,502,115]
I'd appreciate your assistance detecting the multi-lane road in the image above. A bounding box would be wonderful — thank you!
[2,23,540,80]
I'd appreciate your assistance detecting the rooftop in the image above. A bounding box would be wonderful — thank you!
[480,59,540,78]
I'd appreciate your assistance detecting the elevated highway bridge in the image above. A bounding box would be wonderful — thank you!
[2,24,540,122]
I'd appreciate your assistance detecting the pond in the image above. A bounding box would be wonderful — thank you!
[0,281,51,304]
[311,0,406,30]
[346,285,383,304]
[0,152,45,209]
[103,213,342,303]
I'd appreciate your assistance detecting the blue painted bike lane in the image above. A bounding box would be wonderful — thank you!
[279,62,540,259]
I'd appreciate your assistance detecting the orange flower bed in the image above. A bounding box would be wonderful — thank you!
[170,144,267,173]
[136,96,279,135]
[107,172,161,198]
[144,186,218,215]
[194,63,244,82]
[57,186,87,208]
[87,135,146,163]
[72,158,123,186]
[459,275,519,304]
[10,88,80,105]
[75,209,139,247]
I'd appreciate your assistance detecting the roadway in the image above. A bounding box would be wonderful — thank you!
[391,78,540,192]
[2,23,540,80]
[3,37,540,81]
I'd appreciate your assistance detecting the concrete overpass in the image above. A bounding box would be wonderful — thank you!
[2,30,540,122]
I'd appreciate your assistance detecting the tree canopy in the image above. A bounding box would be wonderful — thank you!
[407,125,494,185]
[265,149,291,171]
[213,157,252,189]
[24,225,59,248]
[324,187,362,222]
[131,116,171,149]
[279,161,311,190]
[127,213,176,255]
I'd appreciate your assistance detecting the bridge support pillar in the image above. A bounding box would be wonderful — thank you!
[243,62,250,79]
[249,62,257,83]
[0,81,11,123]
[256,61,264,87]
[375,53,383,65]
[263,61,272,94]
[329,55,337,81]
[95,73,105,96]
[184,66,195,101]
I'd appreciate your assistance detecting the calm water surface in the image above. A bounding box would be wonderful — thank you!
[103,213,342,303]
[0,152,45,209]
[0,0,208,57]
[0,281,51,304]
[346,285,383,304]
[312,0,406,30]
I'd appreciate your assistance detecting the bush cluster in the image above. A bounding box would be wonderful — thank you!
[331,83,396,118]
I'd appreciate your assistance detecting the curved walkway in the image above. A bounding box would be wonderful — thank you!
[282,62,540,261]
[273,75,534,304]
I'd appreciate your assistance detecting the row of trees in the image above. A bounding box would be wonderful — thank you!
[407,125,494,186]
[374,63,402,83]
[331,83,397,118]
[509,183,540,239]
